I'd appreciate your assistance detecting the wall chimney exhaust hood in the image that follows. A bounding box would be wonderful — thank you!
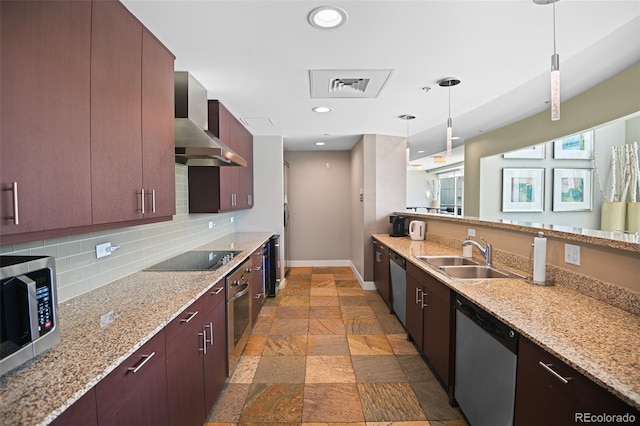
[174,72,247,167]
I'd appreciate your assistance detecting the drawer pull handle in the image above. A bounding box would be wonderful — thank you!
[10,182,19,225]
[128,352,155,373]
[539,361,571,384]
[211,287,224,295]
[198,332,207,354]
[415,287,422,304]
[180,311,199,323]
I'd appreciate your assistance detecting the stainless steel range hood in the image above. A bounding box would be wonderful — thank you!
[174,72,247,167]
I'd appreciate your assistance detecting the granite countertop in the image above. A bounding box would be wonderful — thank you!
[373,234,640,410]
[0,232,273,426]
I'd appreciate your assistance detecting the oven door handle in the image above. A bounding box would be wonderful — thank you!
[229,284,250,302]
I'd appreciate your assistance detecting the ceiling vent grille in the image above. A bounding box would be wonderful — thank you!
[310,69,393,98]
[329,78,369,93]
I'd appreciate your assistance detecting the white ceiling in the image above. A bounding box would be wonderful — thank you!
[122,0,640,162]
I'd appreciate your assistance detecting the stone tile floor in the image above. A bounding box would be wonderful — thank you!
[206,267,468,426]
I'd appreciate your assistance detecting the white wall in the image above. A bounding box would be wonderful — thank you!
[283,151,351,264]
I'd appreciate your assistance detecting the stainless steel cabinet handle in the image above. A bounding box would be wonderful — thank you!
[127,352,155,373]
[255,293,263,299]
[376,252,381,263]
[415,287,422,304]
[538,361,571,384]
[211,287,224,295]
[140,188,145,214]
[248,194,252,205]
[151,189,156,213]
[10,182,19,225]
[421,290,428,308]
[180,311,199,323]
[198,332,207,354]
[204,323,213,345]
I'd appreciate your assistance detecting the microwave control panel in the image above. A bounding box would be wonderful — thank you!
[32,269,55,335]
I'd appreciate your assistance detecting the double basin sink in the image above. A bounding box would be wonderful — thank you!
[416,256,525,280]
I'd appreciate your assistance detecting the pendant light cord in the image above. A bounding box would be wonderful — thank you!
[552,2,557,55]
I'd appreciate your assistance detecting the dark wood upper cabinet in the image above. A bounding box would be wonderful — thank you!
[188,100,253,213]
[0,0,92,236]
[142,29,176,219]
[90,0,143,225]
[1,1,175,245]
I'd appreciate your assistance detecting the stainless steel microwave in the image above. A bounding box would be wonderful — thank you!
[1,255,60,376]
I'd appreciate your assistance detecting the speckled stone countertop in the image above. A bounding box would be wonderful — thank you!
[373,234,640,410]
[0,232,272,426]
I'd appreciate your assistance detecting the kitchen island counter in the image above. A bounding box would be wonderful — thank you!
[0,232,272,426]
[373,234,640,411]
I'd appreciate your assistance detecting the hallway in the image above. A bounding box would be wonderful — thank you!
[206,267,467,425]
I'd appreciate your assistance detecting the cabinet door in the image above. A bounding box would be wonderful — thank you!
[405,263,424,351]
[373,241,391,309]
[0,1,92,236]
[96,330,168,426]
[165,301,207,426]
[515,337,638,426]
[421,275,452,387]
[203,280,228,412]
[90,0,143,224]
[141,29,175,219]
[234,118,254,209]
[50,387,97,426]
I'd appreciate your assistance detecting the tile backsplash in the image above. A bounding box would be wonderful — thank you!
[0,164,234,302]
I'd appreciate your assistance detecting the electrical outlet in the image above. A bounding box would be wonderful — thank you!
[468,228,476,237]
[230,216,234,223]
[96,242,112,259]
[208,221,214,229]
[565,244,581,266]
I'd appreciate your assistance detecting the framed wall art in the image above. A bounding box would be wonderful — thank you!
[502,168,545,212]
[503,143,546,159]
[552,168,593,212]
[553,131,594,159]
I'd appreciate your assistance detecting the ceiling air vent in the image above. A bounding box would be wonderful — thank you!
[310,69,393,98]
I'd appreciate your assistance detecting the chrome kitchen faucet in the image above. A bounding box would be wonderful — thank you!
[461,237,493,267]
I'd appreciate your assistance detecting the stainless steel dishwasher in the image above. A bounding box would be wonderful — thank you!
[388,249,406,327]
[455,295,519,426]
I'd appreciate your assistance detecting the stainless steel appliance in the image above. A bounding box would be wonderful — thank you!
[455,294,519,426]
[389,250,406,327]
[226,258,252,373]
[1,256,59,375]
[266,235,280,297]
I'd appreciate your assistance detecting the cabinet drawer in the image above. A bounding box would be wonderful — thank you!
[515,337,637,426]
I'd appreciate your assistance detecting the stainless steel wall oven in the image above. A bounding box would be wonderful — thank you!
[226,258,252,373]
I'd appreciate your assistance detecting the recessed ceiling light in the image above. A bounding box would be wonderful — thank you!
[312,106,332,113]
[308,6,348,29]
[315,141,326,146]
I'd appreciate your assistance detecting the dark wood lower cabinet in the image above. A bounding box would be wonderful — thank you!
[166,279,227,426]
[514,336,638,426]
[405,262,452,389]
[373,240,391,310]
[50,388,98,426]
[95,330,168,426]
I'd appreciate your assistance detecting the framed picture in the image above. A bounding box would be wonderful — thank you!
[552,168,593,212]
[502,168,545,212]
[553,131,594,159]
[503,143,546,159]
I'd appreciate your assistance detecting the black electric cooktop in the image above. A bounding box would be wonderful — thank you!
[145,250,241,271]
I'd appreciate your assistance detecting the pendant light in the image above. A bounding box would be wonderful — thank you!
[534,0,561,121]
[400,114,415,165]
[438,78,461,155]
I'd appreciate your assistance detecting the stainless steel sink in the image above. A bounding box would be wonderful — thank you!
[438,265,525,280]
[416,256,480,267]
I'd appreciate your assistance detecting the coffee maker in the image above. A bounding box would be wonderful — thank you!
[389,215,407,237]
